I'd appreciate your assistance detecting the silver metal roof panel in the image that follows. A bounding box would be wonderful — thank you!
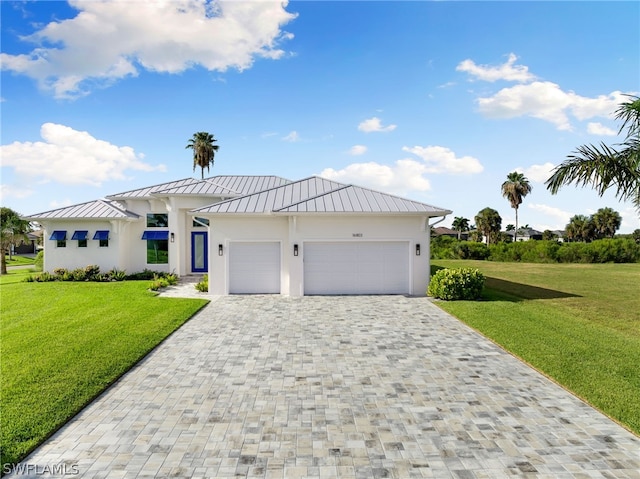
[107,178,200,199]
[25,199,140,220]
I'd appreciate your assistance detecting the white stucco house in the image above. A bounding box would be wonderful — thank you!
[25,175,451,296]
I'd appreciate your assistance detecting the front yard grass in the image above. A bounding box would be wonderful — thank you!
[0,270,209,466]
[3,255,36,267]
[432,260,640,436]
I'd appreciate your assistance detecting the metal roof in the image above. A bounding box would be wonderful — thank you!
[24,199,140,220]
[152,176,291,197]
[107,176,291,199]
[107,178,201,199]
[193,177,451,216]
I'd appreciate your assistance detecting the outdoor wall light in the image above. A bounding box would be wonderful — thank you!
[218,244,224,256]
[293,244,299,256]
[416,244,421,256]
[170,232,175,243]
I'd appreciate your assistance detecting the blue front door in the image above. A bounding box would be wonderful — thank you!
[191,232,208,273]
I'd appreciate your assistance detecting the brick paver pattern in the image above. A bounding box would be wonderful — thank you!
[7,296,639,478]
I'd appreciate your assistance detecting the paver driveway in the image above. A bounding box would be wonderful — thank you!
[7,296,639,478]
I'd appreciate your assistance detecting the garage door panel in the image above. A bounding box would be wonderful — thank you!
[304,242,409,295]
[229,242,280,294]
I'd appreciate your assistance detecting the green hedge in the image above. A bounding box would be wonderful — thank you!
[431,237,640,263]
[428,267,485,300]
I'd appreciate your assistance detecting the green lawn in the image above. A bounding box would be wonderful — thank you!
[432,260,640,435]
[3,255,36,267]
[0,270,209,465]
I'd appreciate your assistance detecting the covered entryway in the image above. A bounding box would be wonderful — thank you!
[229,241,281,294]
[303,241,410,295]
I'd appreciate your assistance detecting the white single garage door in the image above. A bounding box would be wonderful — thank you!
[229,242,281,294]
[304,241,410,295]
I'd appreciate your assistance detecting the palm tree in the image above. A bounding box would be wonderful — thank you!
[591,207,622,239]
[546,95,640,212]
[186,132,219,179]
[501,171,532,242]
[565,214,596,242]
[475,207,502,245]
[452,216,469,240]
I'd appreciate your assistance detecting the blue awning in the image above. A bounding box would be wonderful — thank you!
[93,230,110,240]
[71,230,88,241]
[141,231,169,240]
[49,230,67,241]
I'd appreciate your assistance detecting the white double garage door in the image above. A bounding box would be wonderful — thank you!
[229,241,410,295]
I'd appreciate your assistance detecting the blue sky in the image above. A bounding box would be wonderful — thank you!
[2,0,639,233]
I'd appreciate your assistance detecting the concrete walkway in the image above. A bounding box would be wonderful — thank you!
[6,296,639,478]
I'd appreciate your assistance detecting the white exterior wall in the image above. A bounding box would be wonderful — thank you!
[206,214,432,297]
[40,220,125,273]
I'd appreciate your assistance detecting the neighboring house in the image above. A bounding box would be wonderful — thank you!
[505,228,544,242]
[432,226,468,240]
[25,175,451,296]
[13,231,40,255]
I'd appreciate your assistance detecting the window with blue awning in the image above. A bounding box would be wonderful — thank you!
[93,230,110,240]
[71,230,88,240]
[141,231,169,240]
[49,230,67,240]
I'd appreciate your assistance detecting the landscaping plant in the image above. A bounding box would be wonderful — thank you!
[427,267,485,300]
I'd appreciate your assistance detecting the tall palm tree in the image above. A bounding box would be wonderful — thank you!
[501,171,532,242]
[186,132,219,179]
[546,95,640,212]
[452,216,469,240]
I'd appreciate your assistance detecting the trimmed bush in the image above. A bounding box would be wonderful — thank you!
[34,251,44,270]
[428,267,485,300]
[195,274,208,292]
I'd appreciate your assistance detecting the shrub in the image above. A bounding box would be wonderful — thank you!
[453,241,490,260]
[195,274,208,292]
[34,251,44,270]
[427,267,485,300]
[84,265,101,281]
[71,268,87,281]
[106,268,127,281]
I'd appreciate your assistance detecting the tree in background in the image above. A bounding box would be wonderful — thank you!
[1,207,31,275]
[591,207,622,239]
[565,214,596,242]
[186,132,219,179]
[501,171,532,242]
[475,207,502,245]
[546,95,640,212]
[452,216,469,240]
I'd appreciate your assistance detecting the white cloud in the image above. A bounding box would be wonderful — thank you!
[349,145,367,156]
[587,122,617,136]
[0,123,166,186]
[282,131,299,142]
[320,160,431,196]
[0,184,34,202]
[528,203,573,229]
[516,162,555,183]
[357,117,397,133]
[476,82,627,130]
[456,53,535,83]
[1,0,297,99]
[402,145,484,174]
